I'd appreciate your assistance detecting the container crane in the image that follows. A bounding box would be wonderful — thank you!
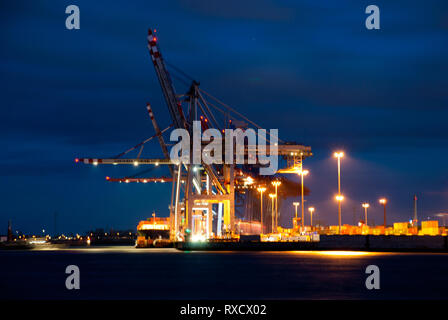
[76,28,313,242]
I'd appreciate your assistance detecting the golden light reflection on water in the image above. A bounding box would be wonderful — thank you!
[289,250,379,257]
[314,251,372,257]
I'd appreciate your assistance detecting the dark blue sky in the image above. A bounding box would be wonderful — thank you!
[1,0,447,234]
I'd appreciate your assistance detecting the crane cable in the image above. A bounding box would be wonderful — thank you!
[113,125,173,159]
[200,89,284,143]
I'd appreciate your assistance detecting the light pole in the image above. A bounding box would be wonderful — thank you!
[362,203,370,226]
[308,207,315,228]
[257,186,266,233]
[379,198,387,228]
[334,152,344,234]
[293,202,300,219]
[293,201,300,229]
[269,193,276,233]
[298,169,309,228]
[272,180,281,231]
[335,195,344,233]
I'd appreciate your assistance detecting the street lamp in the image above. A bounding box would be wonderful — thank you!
[379,198,387,227]
[298,169,309,228]
[293,202,300,219]
[362,203,370,226]
[269,193,276,233]
[334,152,344,234]
[257,186,267,233]
[308,207,315,227]
[335,194,344,233]
[293,202,300,229]
[271,180,281,231]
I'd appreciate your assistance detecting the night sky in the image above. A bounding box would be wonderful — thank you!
[1,1,447,234]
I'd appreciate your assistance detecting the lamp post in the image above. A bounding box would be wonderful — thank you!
[298,169,309,228]
[257,186,267,233]
[272,180,281,231]
[362,203,370,226]
[308,207,315,228]
[293,202,300,219]
[379,198,387,228]
[334,152,344,233]
[293,202,300,229]
[269,193,276,233]
[335,195,344,233]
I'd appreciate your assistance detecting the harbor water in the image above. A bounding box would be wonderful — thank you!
[1,247,447,300]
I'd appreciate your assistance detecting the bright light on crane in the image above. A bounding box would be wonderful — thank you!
[245,176,254,185]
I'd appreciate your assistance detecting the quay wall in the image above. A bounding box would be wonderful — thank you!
[176,235,448,251]
[318,235,448,251]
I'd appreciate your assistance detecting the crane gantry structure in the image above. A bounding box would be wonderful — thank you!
[76,28,312,242]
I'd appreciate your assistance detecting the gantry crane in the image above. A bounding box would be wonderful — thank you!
[76,28,312,242]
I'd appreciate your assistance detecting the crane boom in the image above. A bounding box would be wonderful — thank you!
[147,30,225,196]
[76,158,172,165]
[106,177,173,183]
[147,29,186,129]
[146,103,170,160]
